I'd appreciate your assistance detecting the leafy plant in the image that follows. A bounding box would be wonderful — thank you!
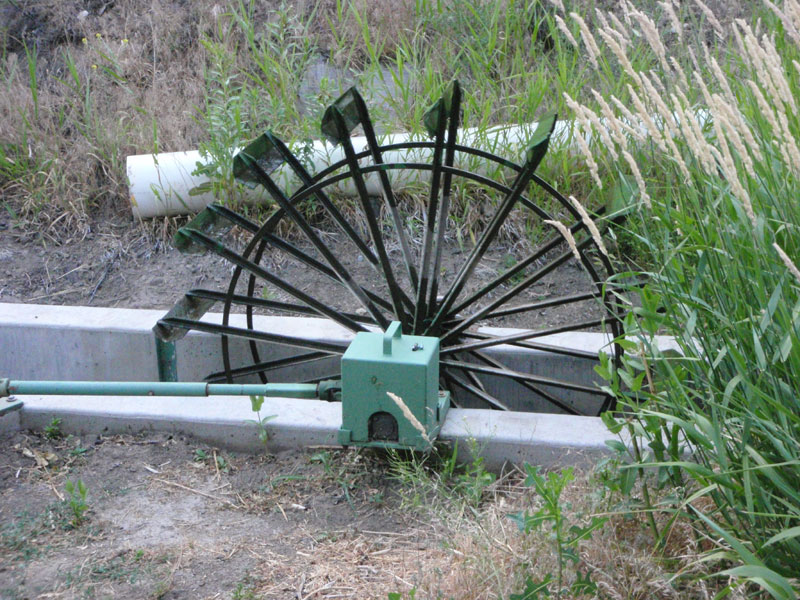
[247,395,276,448]
[440,440,496,507]
[387,589,416,600]
[64,479,89,527]
[310,449,336,477]
[44,417,63,440]
[215,454,231,473]
[509,465,607,599]
[547,1,800,595]
[192,33,250,206]
[69,446,89,457]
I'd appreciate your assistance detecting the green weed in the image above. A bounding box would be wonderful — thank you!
[247,394,277,447]
[61,549,173,597]
[43,417,63,440]
[509,466,607,599]
[1,502,82,562]
[231,577,259,600]
[64,479,89,527]
[389,440,495,512]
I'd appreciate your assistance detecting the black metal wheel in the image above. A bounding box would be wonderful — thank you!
[156,81,624,415]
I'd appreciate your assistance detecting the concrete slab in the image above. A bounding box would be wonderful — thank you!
[14,394,615,471]
[440,410,618,469]
[1,303,633,413]
[1,303,649,470]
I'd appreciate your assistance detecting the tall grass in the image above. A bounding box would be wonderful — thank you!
[554,1,800,596]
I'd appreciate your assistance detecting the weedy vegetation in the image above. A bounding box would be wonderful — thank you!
[3,0,799,597]
[64,478,89,527]
[561,2,800,597]
[248,394,277,447]
[43,417,63,440]
[509,465,607,599]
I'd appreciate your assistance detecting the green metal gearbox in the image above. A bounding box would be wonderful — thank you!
[338,322,449,450]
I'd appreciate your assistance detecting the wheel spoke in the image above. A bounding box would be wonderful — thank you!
[427,81,462,313]
[467,351,582,415]
[429,114,558,333]
[186,289,375,324]
[441,358,605,396]
[176,229,367,334]
[237,155,392,330]
[441,371,511,410]
[159,317,348,354]
[440,238,595,342]
[231,231,396,315]
[327,106,412,328]
[254,132,381,268]
[350,89,420,292]
[453,352,488,394]
[413,97,448,333]
[441,317,608,355]
[204,351,332,383]
[458,331,601,360]
[448,222,586,316]
[484,291,599,320]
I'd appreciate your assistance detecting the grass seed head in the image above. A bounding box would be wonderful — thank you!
[554,15,578,48]
[544,219,582,262]
[568,195,609,257]
[570,12,601,70]
[659,0,683,42]
[773,243,800,285]
[693,0,724,35]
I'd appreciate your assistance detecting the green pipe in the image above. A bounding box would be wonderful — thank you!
[155,337,178,382]
[0,379,321,399]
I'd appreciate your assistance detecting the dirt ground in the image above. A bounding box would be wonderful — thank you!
[0,207,605,335]
[0,429,446,600]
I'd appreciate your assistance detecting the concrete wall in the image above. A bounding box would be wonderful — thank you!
[1,303,625,414]
[0,303,644,470]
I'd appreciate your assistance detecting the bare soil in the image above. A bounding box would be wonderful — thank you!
[0,429,437,599]
[0,208,604,334]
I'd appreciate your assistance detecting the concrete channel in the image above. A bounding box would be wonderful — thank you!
[0,302,646,471]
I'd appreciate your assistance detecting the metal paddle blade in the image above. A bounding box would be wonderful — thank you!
[423,80,460,138]
[524,111,557,173]
[320,88,362,145]
[173,204,241,254]
[233,132,286,187]
[153,291,216,342]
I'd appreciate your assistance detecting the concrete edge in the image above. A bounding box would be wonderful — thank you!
[10,395,616,471]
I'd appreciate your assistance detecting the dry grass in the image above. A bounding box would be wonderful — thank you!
[359,459,752,600]
[310,0,416,64]
[0,0,214,234]
[0,0,418,235]
[215,460,740,599]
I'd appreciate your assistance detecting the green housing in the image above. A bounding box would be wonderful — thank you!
[338,322,449,450]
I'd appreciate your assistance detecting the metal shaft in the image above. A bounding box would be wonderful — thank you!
[0,379,321,399]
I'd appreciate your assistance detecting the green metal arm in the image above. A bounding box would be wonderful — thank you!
[0,378,340,400]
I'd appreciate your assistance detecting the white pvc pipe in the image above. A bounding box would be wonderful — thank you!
[127,122,574,219]
[127,110,708,219]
